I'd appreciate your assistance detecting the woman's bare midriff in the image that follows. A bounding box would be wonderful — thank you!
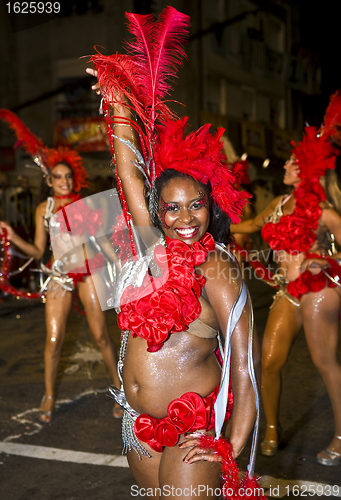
[123,329,221,418]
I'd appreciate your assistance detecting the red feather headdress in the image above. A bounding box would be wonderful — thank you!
[154,118,249,223]
[291,90,341,184]
[291,125,338,184]
[0,109,89,192]
[90,6,248,222]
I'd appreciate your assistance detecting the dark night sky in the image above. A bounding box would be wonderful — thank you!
[298,2,341,100]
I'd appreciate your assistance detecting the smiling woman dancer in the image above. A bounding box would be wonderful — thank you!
[230,91,341,466]
[0,110,122,422]
[87,7,265,499]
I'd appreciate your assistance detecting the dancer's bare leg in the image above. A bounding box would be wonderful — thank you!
[127,434,222,499]
[261,296,302,446]
[302,287,341,458]
[159,434,222,499]
[78,276,120,387]
[127,445,162,499]
[41,290,72,416]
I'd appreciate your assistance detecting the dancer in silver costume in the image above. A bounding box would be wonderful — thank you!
[0,110,122,422]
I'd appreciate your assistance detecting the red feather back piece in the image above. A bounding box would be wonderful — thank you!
[323,89,341,145]
[0,109,42,156]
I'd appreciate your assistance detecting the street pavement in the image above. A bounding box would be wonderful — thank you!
[0,273,341,499]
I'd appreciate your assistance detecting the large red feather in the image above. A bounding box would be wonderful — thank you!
[323,90,341,145]
[91,7,190,133]
[126,6,190,126]
[0,109,41,156]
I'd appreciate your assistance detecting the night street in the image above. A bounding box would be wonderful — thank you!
[0,275,340,499]
[1,0,341,499]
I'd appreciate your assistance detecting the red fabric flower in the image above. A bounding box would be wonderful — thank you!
[134,386,229,452]
[117,232,215,351]
[154,421,179,447]
[134,415,163,452]
[168,392,207,433]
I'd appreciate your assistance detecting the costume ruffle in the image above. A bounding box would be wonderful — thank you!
[199,434,267,500]
[261,182,324,254]
[117,232,215,351]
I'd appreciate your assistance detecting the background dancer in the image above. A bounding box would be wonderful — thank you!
[230,91,341,466]
[0,110,122,422]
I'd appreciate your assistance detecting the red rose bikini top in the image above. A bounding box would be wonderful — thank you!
[117,232,217,352]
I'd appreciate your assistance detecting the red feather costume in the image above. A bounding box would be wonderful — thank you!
[90,7,249,230]
[90,7,261,499]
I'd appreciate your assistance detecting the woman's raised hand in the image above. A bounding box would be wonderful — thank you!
[86,67,128,116]
[86,67,100,95]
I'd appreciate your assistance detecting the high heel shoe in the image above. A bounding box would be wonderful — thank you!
[39,395,54,423]
[317,435,341,466]
[260,424,281,457]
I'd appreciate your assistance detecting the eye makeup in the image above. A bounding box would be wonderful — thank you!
[160,197,173,229]
[192,193,207,209]
[159,192,208,229]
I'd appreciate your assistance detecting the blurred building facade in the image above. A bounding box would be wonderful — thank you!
[0,0,321,194]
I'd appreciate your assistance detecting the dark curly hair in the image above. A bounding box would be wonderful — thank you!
[150,169,232,246]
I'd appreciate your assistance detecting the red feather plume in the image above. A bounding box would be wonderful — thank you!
[90,7,248,222]
[154,119,250,223]
[0,109,42,156]
[323,89,341,145]
[125,6,190,127]
[91,6,190,133]
[291,126,338,182]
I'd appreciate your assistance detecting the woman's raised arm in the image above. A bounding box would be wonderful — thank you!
[87,67,152,231]
[112,102,152,230]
